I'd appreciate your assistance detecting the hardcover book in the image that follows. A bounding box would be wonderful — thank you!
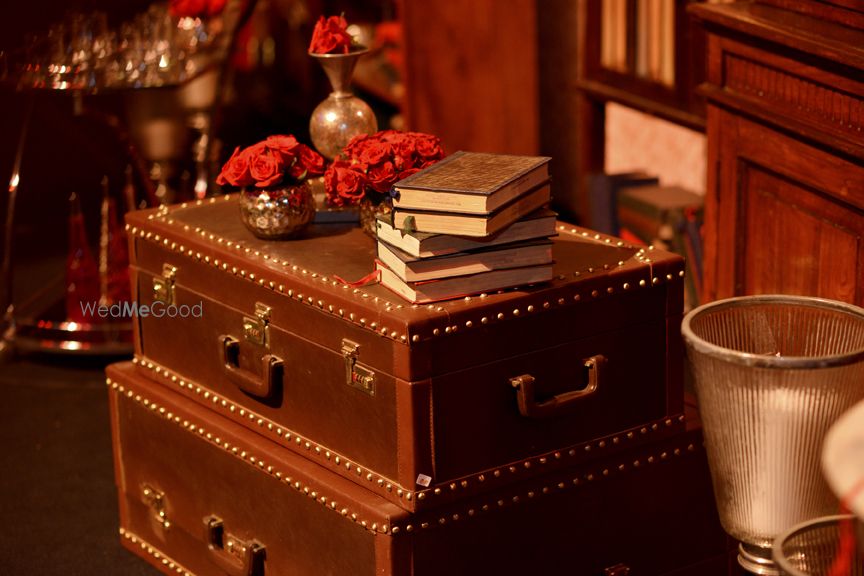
[376,262,554,304]
[375,208,557,258]
[617,185,704,311]
[391,181,551,237]
[586,171,659,235]
[392,151,551,214]
[376,239,553,283]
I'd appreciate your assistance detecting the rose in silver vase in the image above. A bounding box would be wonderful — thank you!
[216,135,325,239]
[323,130,445,237]
[308,15,378,161]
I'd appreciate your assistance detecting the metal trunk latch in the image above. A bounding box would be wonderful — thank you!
[152,264,177,305]
[141,483,170,529]
[243,303,271,348]
[341,339,375,396]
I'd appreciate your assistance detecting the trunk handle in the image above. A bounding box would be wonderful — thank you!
[220,335,283,399]
[510,355,605,418]
[204,515,266,576]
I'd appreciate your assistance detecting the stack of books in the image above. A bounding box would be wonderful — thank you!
[375,151,557,303]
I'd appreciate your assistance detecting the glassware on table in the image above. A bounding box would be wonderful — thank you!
[65,192,100,323]
[238,184,316,240]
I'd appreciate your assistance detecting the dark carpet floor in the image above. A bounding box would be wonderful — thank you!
[0,356,159,575]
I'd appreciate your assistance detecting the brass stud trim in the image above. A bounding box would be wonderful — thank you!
[114,392,385,532]
[132,356,407,505]
[119,530,193,576]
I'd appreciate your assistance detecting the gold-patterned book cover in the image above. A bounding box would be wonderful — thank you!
[393,151,552,214]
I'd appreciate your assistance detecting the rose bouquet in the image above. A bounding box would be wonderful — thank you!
[324,130,445,208]
[217,135,325,239]
[217,135,325,192]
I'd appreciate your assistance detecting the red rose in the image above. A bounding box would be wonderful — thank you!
[248,143,286,188]
[265,135,300,161]
[343,133,375,158]
[216,146,254,188]
[292,144,325,178]
[325,160,366,206]
[358,141,391,166]
[414,133,444,159]
[366,161,397,193]
[391,139,417,169]
[309,15,354,55]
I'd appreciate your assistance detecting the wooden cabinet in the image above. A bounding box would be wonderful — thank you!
[692,1,864,306]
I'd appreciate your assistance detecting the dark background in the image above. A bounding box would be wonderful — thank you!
[0,0,398,301]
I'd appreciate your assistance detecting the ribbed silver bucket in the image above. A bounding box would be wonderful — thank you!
[773,515,864,575]
[682,295,864,574]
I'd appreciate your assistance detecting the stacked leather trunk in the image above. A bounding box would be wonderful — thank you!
[107,195,729,575]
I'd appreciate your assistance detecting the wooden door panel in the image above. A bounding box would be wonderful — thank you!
[707,109,864,306]
[739,163,862,303]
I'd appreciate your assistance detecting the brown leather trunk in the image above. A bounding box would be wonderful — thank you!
[125,196,687,512]
[108,362,730,576]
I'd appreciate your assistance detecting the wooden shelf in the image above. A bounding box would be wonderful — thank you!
[569,0,708,222]
[575,78,706,132]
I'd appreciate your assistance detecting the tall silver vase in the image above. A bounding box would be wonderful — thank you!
[309,48,378,160]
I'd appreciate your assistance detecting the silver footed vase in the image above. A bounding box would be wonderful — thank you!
[309,48,378,160]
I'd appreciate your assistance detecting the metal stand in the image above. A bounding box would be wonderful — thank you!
[738,542,779,575]
[0,98,33,362]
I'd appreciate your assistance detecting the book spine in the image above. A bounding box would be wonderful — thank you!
[617,205,661,242]
[660,0,675,85]
[588,175,616,235]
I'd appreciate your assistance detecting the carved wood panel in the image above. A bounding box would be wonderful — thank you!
[723,52,864,136]
[739,164,861,303]
[706,108,864,306]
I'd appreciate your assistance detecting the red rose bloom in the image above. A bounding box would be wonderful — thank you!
[366,161,397,194]
[309,15,354,54]
[294,144,326,177]
[216,146,254,188]
[325,161,365,206]
[265,135,300,160]
[343,133,372,158]
[248,144,285,188]
[358,141,391,167]
[414,133,443,159]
